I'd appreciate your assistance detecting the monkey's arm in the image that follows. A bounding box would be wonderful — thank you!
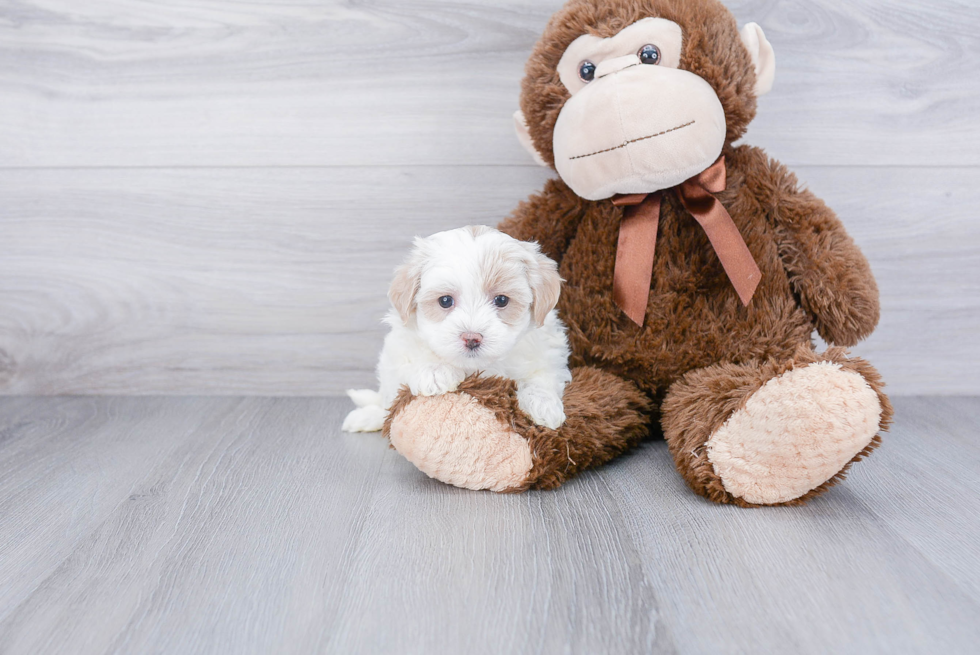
[498,178,587,265]
[761,155,880,347]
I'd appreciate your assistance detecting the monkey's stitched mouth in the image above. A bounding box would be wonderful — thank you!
[568,120,696,161]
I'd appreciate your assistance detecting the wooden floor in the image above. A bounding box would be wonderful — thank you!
[1,396,978,654]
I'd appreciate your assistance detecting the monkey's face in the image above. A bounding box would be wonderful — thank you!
[552,18,726,201]
[515,1,775,202]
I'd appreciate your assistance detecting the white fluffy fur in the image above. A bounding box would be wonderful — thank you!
[343,226,572,433]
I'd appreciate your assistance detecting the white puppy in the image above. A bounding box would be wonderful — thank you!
[343,225,572,433]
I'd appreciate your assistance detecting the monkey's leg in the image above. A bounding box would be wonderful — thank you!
[661,346,893,507]
[383,367,652,492]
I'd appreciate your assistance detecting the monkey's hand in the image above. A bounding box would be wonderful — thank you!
[760,151,880,346]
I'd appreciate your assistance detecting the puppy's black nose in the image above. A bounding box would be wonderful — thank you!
[461,332,483,350]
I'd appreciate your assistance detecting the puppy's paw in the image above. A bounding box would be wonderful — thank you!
[517,386,566,429]
[410,364,465,397]
[346,388,382,408]
[342,405,387,433]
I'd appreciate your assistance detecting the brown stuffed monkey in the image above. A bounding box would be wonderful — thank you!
[383,0,893,507]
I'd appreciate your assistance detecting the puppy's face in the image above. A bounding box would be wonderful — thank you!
[389,226,561,368]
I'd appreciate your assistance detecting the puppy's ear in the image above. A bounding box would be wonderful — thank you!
[520,242,562,327]
[388,238,426,324]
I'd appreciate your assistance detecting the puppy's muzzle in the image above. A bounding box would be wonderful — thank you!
[461,332,483,351]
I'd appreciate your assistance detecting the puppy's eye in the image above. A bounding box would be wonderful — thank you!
[578,60,596,82]
[638,44,661,65]
[493,295,509,308]
[438,295,454,309]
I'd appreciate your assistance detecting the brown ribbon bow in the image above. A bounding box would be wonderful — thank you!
[611,156,761,326]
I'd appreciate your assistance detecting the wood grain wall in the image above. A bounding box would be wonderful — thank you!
[1,0,977,395]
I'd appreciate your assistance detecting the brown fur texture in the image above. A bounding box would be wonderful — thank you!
[502,143,882,407]
[385,0,890,505]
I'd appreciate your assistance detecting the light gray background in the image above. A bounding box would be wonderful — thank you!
[1,0,978,396]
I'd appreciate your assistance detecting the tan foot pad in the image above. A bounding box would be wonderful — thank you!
[388,392,533,492]
[706,362,883,505]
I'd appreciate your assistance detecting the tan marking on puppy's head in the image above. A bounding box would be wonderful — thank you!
[526,247,562,327]
[508,240,562,327]
[480,249,532,327]
[464,224,493,239]
[416,288,456,324]
[388,237,427,324]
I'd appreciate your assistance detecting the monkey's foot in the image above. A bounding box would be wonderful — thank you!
[384,368,651,492]
[387,391,533,492]
[663,347,893,506]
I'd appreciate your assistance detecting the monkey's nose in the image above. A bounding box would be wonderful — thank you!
[595,54,640,79]
[461,332,483,350]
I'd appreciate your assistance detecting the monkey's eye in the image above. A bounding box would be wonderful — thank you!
[493,295,509,308]
[438,295,454,309]
[638,44,661,65]
[578,60,596,82]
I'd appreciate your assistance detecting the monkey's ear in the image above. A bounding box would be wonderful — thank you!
[513,110,549,167]
[740,23,776,97]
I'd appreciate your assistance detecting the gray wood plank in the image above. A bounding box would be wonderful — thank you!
[0,396,671,654]
[0,397,390,655]
[1,165,977,395]
[844,396,980,602]
[1,396,978,654]
[0,0,976,168]
[0,397,244,620]
[319,469,670,654]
